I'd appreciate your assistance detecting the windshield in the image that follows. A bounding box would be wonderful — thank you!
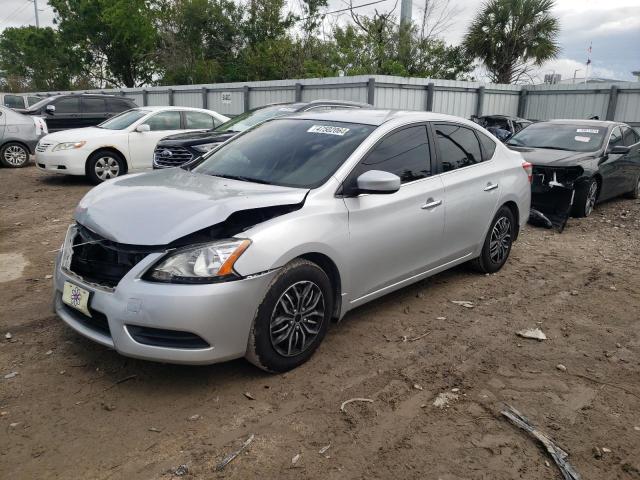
[213,105,297,133]
[97,109,148,130]
[508,123,606,152]
[194,119,375,188]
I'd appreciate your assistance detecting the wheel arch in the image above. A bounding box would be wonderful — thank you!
[297,252,343,320]
[1,139,32,155]
[501,200,520,240]
[85,147,129,176]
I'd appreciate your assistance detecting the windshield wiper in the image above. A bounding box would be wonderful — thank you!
[212,174,273,185]
[527,146,575,151]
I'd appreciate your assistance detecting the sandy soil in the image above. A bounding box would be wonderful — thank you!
[1,165,639,480]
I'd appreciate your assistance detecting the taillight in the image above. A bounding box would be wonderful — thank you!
[522,162,533,183]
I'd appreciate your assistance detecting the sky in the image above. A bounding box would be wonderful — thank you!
[0,0,638,83]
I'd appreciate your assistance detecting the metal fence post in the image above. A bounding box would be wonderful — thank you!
[517,87,528,118]
[425,82,435,111]
[295,83,303,102]
[142,89,148,106]
[606,85,619,121]
[243,85,250,112]
[168,88,174,106]
[202,87,208,109]
[475,86,485,117]
[367,78,375,105]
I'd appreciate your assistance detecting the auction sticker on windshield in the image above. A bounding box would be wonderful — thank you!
[575,136,591,143]
[577,128,599,133]
[62,281,92,317]
[307,125,350,136]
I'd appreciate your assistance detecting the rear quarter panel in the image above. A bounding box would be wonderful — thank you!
[497,146,531,234]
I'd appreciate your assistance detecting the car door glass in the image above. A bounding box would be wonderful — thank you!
[82,98,106,114]
[55,97,80,114]
[146,111,182,131]
[108,99,132,113]
[621,126,640,146]
[184,111,214,129]
[4,95,24,108]
[608,127,623,150]
[476,130,497,161]
[435,124,483,171]
[350,126,431,185]
[27,96,41,106]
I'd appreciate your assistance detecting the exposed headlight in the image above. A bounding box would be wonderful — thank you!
[52,141,86,151]
[192,142,221,153]
[146,239,251,283]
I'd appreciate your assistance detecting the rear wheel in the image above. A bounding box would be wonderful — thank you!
[86,150,126,184]
[0,142,29,168]
[573,178,598,217]
[471,206,515,274]
[246,259,333,373]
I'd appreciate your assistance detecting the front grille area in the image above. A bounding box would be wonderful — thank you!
[36,142,52,153]
[69,225,154,288]
[153,145,194,168]
[62,303,111,337]
[127,325,210,349]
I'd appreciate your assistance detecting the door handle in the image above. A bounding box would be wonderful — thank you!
[421,198,442,210]
[483,183,499,192]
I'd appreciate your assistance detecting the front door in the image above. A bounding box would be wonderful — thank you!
[46,97,83,131]
[127,110,185,170]
[343,125,445,304]
[599,126,627,200]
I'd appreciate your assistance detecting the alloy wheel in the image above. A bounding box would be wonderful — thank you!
[94,156,120,180]
[4,145,27,166]
[269,280,325,357]
[489,216,511,264]
[585,181,598,216]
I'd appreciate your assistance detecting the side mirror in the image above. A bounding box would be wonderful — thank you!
[135,124,151,133]
[45,104,55,114]
[609,145,630,155]
[356,170,401,195]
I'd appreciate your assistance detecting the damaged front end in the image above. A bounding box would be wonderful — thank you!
[528,166,583,232]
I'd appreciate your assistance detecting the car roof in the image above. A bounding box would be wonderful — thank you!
[285,109,480,126]
[132,106,213,112]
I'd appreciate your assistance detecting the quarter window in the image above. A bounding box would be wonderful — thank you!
[146,111,182,131]
[435,124,483,171]
[82,98,106,113]
[185,111,215,129]
[477,130,497,161]
[352,126,431,184]
[108,98,134,113]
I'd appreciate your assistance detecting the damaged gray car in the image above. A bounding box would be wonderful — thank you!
[507,120,640,231]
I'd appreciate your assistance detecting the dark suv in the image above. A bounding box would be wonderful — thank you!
[153,99,370,168]
[21,94,138,132]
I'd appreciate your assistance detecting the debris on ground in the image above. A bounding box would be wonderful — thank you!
[291,453,301,466]
[556,364,567,372]
[451,300,474,308]
[4,371,18,379]
[601,447,611,453]
[101,402,116,412]
[433,391,459,409]
[173,464,188,476]
[148,427,162,433]
[502,404,581,480]
[188,414,200,421]
[340,398,373,412]
[215,434,255,472]
[592,446,602,459]
[4,332,12,340]
[516,327,547,341]
[318,444,331,455]
[244,392,255,400]
[408,332,431,342]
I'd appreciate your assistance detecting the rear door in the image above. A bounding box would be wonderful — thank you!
[621,126,640,191]
[81,97,108,127]
[343,124,445,304]
[599,126,626,199]
[108,97,135,115]
[47,97,82,131]
[433,123,502,262]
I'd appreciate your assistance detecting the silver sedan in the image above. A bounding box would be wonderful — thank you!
[53,109,531,372]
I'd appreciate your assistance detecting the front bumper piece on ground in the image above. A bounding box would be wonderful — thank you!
[53,224,276,365]
[528,168,580,232]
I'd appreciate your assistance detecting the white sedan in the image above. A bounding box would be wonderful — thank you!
[35,106,229,183]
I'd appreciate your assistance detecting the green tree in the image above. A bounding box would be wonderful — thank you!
[463,0,560,84]
[0,26,81,91]
[49,0,160,87]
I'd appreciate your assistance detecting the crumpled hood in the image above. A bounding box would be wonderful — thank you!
[75,168,309,245]
[508,146,596,166]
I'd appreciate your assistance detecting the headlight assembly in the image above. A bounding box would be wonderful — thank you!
[52,141,86,151]
[146,239,251,284]
[192,142,221,153]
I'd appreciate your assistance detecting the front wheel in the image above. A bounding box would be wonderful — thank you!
[86,150,126,184]
[471,206,515,274]
[246,259,333,373]
[573,178,598,217]
[0,142,29,168]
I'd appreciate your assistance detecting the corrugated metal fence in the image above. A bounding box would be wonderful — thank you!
[34,74,640,126]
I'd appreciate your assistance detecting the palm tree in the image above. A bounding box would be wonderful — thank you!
[463,0,560,84]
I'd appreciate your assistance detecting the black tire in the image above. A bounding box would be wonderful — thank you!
[246,259,333,373]
[470,206,515,274]
[0,142,29,168]
[86,150,126,184]
[572,177,598,218]
[624,175,640,199]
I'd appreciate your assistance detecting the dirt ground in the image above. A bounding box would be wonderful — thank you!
[1,165,639,480]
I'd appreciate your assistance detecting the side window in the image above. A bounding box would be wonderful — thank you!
[145,111,182,131]
[477,130,497,161]
[184,111,215,129]
[4,95,25,108]
[108,98,133,113]
[54,97,80,114]
[622,126,640,146]
[435,124,483,172]
[351,126,431,185]
[608,127,623,150]
[27,96,41,106]
[82,98,106,113]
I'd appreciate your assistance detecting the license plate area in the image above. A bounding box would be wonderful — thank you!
[62,281,92,317]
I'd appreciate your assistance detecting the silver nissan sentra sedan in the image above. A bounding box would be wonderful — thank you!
[53,109,531,372]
